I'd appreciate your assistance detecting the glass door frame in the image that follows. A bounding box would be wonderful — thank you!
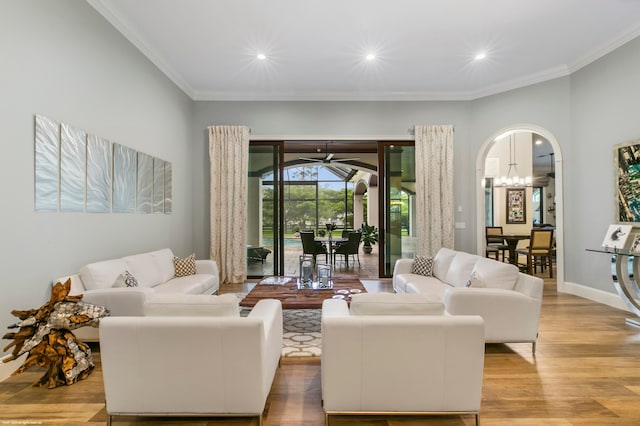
[378,141,415,278]
[248,140,284,278]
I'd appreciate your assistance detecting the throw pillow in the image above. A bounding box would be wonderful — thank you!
[465,271,485,288]
[113,270,138,288]
[174,254,196,277]
[412,255,433,277]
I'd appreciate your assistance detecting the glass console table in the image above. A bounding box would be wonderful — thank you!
[586,247,640,327]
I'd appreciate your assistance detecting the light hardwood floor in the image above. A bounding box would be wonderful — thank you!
[2,262,640,425]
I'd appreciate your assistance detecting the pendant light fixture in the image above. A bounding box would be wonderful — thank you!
[495,134,532,187]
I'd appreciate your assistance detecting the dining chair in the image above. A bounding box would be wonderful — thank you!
[485,226,508,262]
[300,231,328,264]
[333,231,361,267]
[516,228,554,278]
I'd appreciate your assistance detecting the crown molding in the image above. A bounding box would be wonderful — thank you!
[568,22,640,74]
[469,65,571,100]
[192,90,474,102]
[87,0,196,99]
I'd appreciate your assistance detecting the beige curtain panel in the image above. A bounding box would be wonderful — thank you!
[414,124,455,256]
[209,125,250,284]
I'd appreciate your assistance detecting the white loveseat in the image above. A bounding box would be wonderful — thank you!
[322,295,485,425]
[393,247,543,353]
[100,299,282,425]
[59,248,220,341]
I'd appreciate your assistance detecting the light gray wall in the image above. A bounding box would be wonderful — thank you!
[192,35,640,299]
[569,36,640,292]
[0,0,194,354]
[192,101,474,258]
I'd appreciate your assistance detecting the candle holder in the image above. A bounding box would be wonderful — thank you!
[299,255,314,288]
[317,263,332,289]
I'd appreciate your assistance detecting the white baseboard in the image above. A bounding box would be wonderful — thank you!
[561,281,631,312]
[0,353,27,382]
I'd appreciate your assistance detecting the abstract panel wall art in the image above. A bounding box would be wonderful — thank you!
[60,123,86,212]
[153,158,165,214]
[164,162,172,214]
[34,115,172,215]
[34,115,60,212]
[112,143,136,213]
[86,135,112,213]
[137,153,153,214]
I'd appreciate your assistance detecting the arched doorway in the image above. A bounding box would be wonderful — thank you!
[475,124,564,291]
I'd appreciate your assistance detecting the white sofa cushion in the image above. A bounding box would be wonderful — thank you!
[405,277,451,299]
[153,274,217,295]
[79,258,128,290]
[432,248,457,281]
[144,293,239,317]
[151,248,175,283]
[471,257,519,290]
[123,252,162,288]
[443,251,478,287]
[350,292,445,316]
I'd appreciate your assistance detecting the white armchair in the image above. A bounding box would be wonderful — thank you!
[321,296,485,425]
[99,299,282,425]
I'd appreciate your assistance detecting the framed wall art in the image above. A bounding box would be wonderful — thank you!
[615,140,640,224]
[506,187,526,224]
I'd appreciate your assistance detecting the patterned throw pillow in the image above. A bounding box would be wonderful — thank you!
[113,270,138,288]
[412,256,434,277]
[174,254,196,277]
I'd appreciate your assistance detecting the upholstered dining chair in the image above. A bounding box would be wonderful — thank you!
[300,231,328,264]
[333,231,361,267]
[516,228,555,278]
[485,226,508,261]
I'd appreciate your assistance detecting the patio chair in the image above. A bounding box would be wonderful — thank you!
[300,231,328,264]
[333,231,361,267]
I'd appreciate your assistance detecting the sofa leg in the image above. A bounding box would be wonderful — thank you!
[532,340,537,355]
[107,414,112,426]
[475,413,480,426]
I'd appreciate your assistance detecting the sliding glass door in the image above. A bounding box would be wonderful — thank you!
[379,142,416,277]
[247,142,283,277]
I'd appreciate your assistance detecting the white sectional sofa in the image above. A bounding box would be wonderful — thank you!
[393,247,543,353]
[59,248,220,341]
[100,299,283,425]
[322,295,485,425]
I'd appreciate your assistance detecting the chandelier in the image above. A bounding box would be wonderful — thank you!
[494,134,532,187]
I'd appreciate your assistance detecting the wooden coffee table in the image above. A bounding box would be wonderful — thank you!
[239,276,366,309]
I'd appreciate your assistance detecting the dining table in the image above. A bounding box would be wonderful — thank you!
[497,233,530,265]
[315,236,348,265]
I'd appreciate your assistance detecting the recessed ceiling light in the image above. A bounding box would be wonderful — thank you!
[366,53,376,61]
[257,53,266,60]
[535,140,543,145]
[474,52,487,61]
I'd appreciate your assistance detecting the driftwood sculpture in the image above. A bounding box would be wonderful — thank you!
[2,279,109,388]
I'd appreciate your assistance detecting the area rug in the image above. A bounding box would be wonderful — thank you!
[281,309,321,357]
[239,302,321,358]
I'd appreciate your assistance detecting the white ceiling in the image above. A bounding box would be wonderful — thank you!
[89,0,640,101]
